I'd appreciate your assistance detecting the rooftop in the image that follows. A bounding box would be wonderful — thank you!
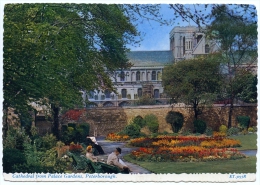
[127,50,174,67]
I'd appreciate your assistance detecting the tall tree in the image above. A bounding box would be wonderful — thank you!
[207,5,257,128]
[162,54,222,120]
[3,4,139,138]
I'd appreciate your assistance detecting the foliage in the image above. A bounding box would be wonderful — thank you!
[248,127,254,132]
[144,114,159,133]
[3,148,27,173]
[227,127,240,136]
[207,5,257,128]
[193,120,207,134]
[165,111,184,133]
[168,4,257,28]
[3,127,31,150]
[237,116,250,129]
[121,124,141,138]
[237,74,257,103]
[219,125,228,134]
[162,55,222,119]
[3,4,140,139]
[35,133,57,151]
[135,94,156,105]
[60,123,90,144]
[131,116,146,128]
[205,127,213,136]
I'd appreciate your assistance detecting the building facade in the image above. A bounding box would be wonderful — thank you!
[86,26,217,107]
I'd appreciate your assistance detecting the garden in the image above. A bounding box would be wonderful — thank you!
[106,113,257,173]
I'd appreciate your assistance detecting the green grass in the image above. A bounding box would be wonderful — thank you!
[124,155,256,174]
[229,133,257,150]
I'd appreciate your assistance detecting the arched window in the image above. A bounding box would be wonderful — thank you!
[154,89,159,98]
[131,72,135,81]
[138,88,142,97]
[121,89,127,98]
[136,71,140,81]
[152,71,156,81]
[105,89,111,99]
[120,71,125,81]
[205,44,210,53]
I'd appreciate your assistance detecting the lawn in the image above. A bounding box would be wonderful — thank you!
[124,155,256,174]
[229,133,257,150]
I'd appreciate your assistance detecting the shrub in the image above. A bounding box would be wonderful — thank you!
[136,94,156,105]
[193,120,207,134]
[132,116,146,128]
[35,133,57,151]
[248,127,254,132]
[205,127,213,136]
[227,127,240,136]
[122,124,141,138]
[165,111,184,133]
[237,116,250,129]
[181,129,191,136]
[252,126,257,132]
[144,114,159,133]
[219,125,228,134]
[68,123,76,129]
[3,127,31,150]
[3,148,26,173]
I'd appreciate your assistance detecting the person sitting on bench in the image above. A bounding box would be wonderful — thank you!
[86,145,98,162]
[107,147,130,173]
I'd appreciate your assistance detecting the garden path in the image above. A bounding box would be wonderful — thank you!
[96,137,151,174]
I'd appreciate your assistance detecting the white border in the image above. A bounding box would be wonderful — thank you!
[1,0,259,184]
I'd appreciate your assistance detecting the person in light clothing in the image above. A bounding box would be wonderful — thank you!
[86,145,98,162]
[107,147,130,173]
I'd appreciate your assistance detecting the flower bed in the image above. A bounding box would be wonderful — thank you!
[106,133,129,141]
[129,134,245,162]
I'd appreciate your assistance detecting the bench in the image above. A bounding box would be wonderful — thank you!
[68,152,129,174]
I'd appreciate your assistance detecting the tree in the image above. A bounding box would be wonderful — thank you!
[3,4,139,138]
[237,74,257,103]
[207,5,257,128]
[162,55,222,119]
[168,4,257,28]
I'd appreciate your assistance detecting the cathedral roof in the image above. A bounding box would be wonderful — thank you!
[127,50,174,67]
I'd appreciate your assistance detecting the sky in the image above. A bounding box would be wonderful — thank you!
[127,4,197,51]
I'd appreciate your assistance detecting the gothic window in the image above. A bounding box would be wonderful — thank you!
[205,44,210,53]
[154,89,159,98]
[138,88,142,97]
[136,71,140,81]
[152,71,156,81]
[121,89,127,98]
[120,71,125,81]
[105,89,111,99]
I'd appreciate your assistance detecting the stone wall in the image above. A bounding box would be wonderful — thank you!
[81,105,257,136]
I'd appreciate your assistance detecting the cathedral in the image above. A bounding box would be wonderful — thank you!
[86,26,218,107]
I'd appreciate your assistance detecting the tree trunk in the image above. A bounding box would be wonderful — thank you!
[227,96,234,128]
[52,105,60,140]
